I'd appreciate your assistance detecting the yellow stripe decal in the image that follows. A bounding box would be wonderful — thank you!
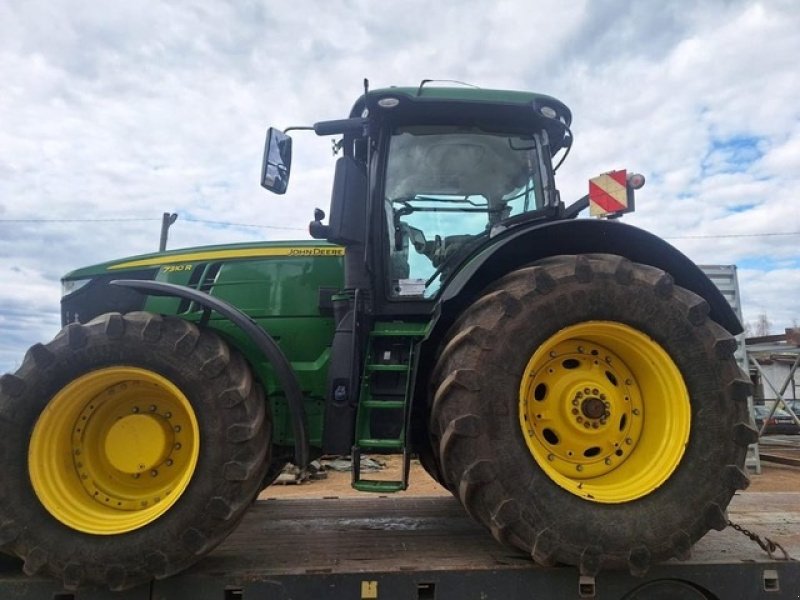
[108,246,345,270]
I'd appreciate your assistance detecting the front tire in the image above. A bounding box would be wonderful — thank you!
[0,312,269,590]
[430,255,756,576]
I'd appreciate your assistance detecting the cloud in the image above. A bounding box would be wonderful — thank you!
[1,0,799,372]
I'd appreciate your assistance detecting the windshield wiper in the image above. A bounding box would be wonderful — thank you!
[390,195,489,207]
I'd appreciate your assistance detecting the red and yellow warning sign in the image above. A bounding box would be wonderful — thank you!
[589,170,629,217]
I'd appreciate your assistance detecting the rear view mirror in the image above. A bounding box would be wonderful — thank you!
[261,128,292,194]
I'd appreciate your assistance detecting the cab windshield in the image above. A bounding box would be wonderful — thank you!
[384,125,544,298]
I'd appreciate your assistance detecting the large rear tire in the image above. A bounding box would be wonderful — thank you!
[430,255,757,575]
[0,312,269,590]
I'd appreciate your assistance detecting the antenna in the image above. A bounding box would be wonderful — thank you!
[417,79,480,96]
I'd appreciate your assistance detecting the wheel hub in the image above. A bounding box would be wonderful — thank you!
[522,340,642,478]
[103,414,173,474]
[580,396,606,420]
[518,321,690,503]
[28,367,200,534]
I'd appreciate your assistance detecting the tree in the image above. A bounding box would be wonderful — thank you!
[754,313,772,337]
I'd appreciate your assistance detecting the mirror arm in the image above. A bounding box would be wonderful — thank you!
[313,117,368,137]
[283,126,315,134]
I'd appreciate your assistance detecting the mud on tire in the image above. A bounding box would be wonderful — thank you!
[0,312,270,590]
[429,254,757,576]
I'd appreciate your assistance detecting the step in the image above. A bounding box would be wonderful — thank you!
[361,400,406,410]
[356,438,404,449]
[366,364,409,372]
[369,324,427,338]
[352,480,406,493]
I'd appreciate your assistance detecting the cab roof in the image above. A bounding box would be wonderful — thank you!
[350,85,572,152]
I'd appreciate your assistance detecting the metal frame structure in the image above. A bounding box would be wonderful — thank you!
[747,331,800,464]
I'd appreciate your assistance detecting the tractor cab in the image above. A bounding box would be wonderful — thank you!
[262,85,574,304]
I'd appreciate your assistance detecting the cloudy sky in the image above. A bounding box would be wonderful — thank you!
[1,0,798,372]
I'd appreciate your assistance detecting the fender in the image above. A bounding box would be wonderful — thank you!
[436,218,741,337]
[111,279,309,468]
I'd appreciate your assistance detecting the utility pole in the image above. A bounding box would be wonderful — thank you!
[159,212,178,252]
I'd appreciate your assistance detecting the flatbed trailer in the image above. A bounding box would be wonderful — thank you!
[1,492,798,599]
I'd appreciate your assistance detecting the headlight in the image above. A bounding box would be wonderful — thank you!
[61,278,92,297]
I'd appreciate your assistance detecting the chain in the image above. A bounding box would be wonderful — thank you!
[726,519,796,561]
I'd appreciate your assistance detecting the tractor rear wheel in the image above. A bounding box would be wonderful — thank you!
[0,312,269,590]
[430,255,756,575]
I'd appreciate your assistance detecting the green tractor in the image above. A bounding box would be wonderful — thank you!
[0,84,755,590]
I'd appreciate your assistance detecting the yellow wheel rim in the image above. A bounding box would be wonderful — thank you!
[28,367,200,534]
[519,322,690,503]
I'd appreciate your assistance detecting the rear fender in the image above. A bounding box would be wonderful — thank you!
[435,219,741,340]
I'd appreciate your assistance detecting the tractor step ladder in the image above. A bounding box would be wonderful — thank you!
[352,322,425,493]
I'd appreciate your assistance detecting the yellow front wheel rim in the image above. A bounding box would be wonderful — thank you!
[519,322,690,503]
[28,367,200,534]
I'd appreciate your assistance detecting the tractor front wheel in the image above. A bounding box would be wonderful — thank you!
[0,312,269,590]
[430,255,756,575]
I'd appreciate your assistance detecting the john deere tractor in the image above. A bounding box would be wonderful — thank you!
[0,83,755,590]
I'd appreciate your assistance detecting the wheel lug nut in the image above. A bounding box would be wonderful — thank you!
[625,438,633,445]
[592,388,599,395]
[577,416,583,423]
[174,443,182,450]
[578,346,585,353]
[572,399,579,406]
[625,379,633,386]
[150,470,158,477]
[600,393,606,400]
[584,422,591,429]
[584,388,591,394]
[547,454,555,461]
[605,356,612,364]
[604,458,612,465]
[571,408,579,415]
[164,412,172,419]
[133,473,140,479]
[591,422,599,429]
[549,351,557,358]
[576,465,584,472]
[576,392,583,399]
[166,459,174,466]
[148,405,157,412]
[132,406,139,413]
[174,425,181,433]
[632,409,640,416]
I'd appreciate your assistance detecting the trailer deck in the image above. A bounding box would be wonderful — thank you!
[1,492,798,599]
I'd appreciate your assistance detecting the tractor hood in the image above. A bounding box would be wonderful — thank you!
[60,240,345,327]
[62,240,344,280]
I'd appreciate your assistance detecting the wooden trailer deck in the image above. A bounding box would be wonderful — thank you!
[1,492,799,599]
